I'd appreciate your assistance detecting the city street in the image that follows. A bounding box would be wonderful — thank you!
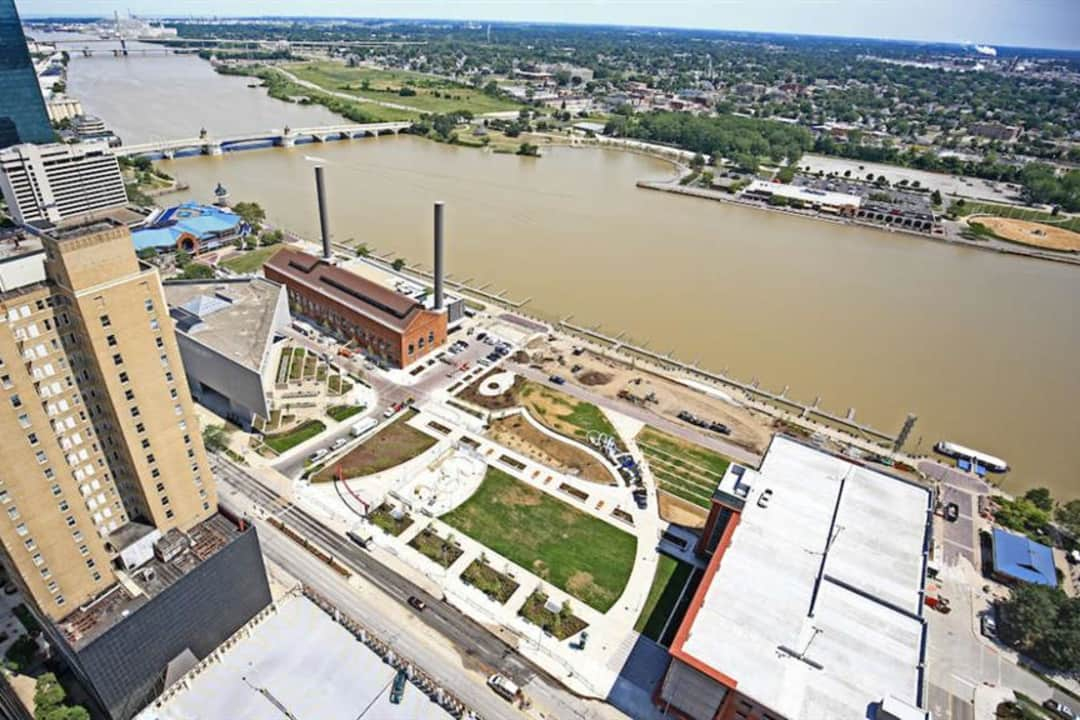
[213,456,633,720]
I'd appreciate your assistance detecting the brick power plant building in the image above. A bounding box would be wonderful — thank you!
[264,194,453,368]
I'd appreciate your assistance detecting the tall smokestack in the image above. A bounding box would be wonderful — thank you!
[314,165,331,260]
[433,201,445,311]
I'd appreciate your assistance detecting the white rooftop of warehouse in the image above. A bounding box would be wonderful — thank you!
[679,435,931,720]
[136,595,455,720]
[746,179,862,208]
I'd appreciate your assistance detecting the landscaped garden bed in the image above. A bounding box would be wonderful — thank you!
[461,558,520,604]
[518,591,588,640]
[263,419,326,454]
[408,527,463,568]
[368,503,414,537]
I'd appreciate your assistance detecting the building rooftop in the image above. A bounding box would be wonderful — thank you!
[675,435,931,720]
[163,277,284,370]
[45,216,124,242]
[58,515,243,651]
[991,528,1057,587]
[0,231,43,262]
[266,248,428,333]
[131,202,244,252]
[136,595,455,720]
[746,179,862,208]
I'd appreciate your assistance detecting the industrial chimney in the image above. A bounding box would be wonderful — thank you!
[433,201,445,311]
[314,166,332,260]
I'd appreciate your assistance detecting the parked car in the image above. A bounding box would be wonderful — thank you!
[944,502,960,522]
[309,449,329,463]
[1044,700,1076,720]
[407,596,426,611]
[708,421,731,436]
[331,437,348,451]
[549,375,566,385]
[980,611,997,640]
[476,332,487,341]
[757,488,773,508]
[632,489,648,510]
[383,407,395,418]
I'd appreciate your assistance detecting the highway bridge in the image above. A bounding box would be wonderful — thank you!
[110,122,413,158]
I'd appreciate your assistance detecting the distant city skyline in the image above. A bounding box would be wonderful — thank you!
[16,0,1080,52]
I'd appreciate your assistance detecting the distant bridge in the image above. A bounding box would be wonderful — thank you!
[110,122,414,158]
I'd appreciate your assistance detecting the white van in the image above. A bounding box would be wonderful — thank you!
[487,674,519,701]
[351,418,378,437]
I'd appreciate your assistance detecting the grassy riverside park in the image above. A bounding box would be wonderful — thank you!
[635,555,695,642]
[637,427,731,509]
[263,419,326,454]
[440,467,636,612]
[286,62,524,116]
[220,245,282,274]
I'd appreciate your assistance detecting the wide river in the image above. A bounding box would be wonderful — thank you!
[63,40,1080,500]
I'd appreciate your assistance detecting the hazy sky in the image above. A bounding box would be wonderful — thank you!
[17,0,1080,51]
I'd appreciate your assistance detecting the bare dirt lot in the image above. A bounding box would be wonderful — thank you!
[524,338,774,454]
[658,492,708,529]
[973,216,1080,252]
[487,414,618,485]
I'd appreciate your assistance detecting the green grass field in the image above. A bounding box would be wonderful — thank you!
[637,427,730,509]
[635,555,695,642]
[221,245,282,274]
[441,467,636,612]
[287,62,522,116]
[951,201,1080,233]
[263,419,325,454]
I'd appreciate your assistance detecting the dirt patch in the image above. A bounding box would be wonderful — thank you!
[313,411,436,481]
[973,216,1080,252]
[578,370,613,386]
[488,414,617,485]
[457,370,526,410]
[531,340,773,454]
[567,571,597,595]
[658,491,708,529]
[501,481,543,507]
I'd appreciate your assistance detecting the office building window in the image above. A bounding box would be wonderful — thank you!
[10,394,21,408]
[119,371,129,384]
[99,315,110,327]
[144,299,154,312]
[112,353,123,366]
[106,335,117,347]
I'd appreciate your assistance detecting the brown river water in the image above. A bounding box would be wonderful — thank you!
[63,40,1080,500]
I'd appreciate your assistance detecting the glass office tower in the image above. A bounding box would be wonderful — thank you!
[0,0,54,148]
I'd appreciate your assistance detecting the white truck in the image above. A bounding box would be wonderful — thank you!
[350,418,378,437]
[487,674,520,701]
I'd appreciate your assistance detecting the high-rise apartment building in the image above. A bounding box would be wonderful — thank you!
[0,142,128,225]
[0,217,216,620]
[0,0,54,149]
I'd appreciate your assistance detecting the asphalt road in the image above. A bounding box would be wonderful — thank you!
[213,456,626,720]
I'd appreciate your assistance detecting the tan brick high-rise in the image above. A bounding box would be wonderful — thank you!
[0,218,215,620]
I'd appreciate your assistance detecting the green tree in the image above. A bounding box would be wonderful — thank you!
[930,189,943,206]
[1024,487,1054,513]
[998,583,1061,651]
[202,425,228,453]
[174,250,191,268]
[232,201,267,233]
[34,673,65,713]
[355,244,371,258]
[177,263,215,280]
[392,258,406,271]
[1056,499,1080,537]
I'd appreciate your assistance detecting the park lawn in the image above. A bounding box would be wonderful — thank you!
[637,427,730,509]
[287,61,523,115]
[313,410,436,481]
[408,527,464,568]
[327,405,364,422]
[221,245,282,274]
[368,503,413,536]
[263,419,326,454]
[441,467,636,612]
[461,559,520,604]
[635,555,694,641]
[519,590,588,640]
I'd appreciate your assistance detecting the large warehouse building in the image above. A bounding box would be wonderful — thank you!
[661,435,933,720]
[264,248,447,368]
[164,277,290,429]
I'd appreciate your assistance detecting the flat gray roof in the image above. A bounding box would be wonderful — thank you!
[679,435,931,719]
[137,595,455,720]
[164,277,283,370]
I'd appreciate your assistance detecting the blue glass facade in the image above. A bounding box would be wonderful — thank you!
[0,0,54,148]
